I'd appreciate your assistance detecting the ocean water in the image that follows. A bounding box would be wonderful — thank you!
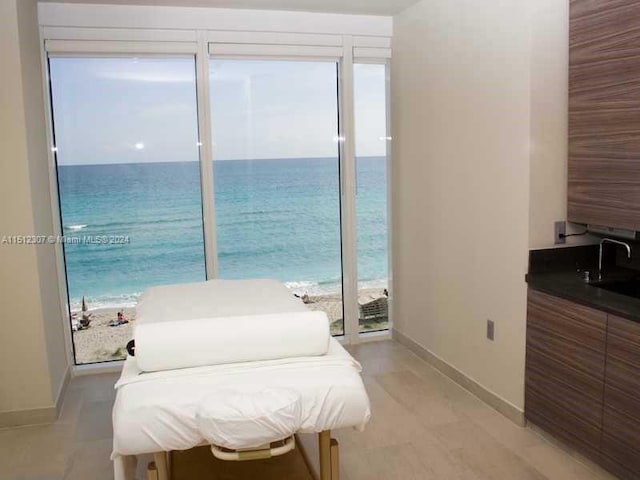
[58,157,388,310]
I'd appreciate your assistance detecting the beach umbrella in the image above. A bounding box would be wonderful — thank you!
[80,296,91,328]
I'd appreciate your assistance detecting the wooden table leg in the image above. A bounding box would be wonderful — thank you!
[330,438,339,480]
[319,431,331,480]
[153,452,170,480]
[147,461,158,480]
[114,455,137,480]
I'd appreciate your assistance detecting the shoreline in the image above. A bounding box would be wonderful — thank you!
[67,280,388,312]
[71,288,388,364]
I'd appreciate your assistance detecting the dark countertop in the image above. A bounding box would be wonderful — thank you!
[526,270,640,323]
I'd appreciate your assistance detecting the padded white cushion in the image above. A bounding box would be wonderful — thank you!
[134,311,330,372]
[112,338,371,456]
[196,388,302,449]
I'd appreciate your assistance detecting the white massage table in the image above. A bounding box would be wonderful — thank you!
[112,279,371,480]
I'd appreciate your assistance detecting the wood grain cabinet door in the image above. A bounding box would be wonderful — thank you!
[601,314,640,479]
[569,0,640,230]
[525,289,607,460]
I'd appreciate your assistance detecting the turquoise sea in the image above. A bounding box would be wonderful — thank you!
[58,157,388,310]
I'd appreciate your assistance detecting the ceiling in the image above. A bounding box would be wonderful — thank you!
[38,0,420,16]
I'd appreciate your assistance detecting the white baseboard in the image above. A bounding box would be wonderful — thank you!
[392,328,525,426]
[0,364,71,428]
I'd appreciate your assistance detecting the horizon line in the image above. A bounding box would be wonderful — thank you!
[58,155,386,167]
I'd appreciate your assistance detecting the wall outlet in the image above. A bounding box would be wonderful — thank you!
[554,221,566,244]
[486,319,495,341]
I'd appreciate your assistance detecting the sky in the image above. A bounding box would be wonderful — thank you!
[49,56,387,166]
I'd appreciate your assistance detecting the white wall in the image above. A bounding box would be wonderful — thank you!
[0,0,68,425]
[391,0,533,409]
[19,0,69,406]
[528,0,596,249]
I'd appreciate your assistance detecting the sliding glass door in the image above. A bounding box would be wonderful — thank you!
[209,59,345,335]
[48,56,205,364]
[47,48,390,365]
[354,63,390,333]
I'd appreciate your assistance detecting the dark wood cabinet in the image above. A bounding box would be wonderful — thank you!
[525,289,606,460]
[526,290,640,479]
[568,0,640,230]
[601,314,640,479]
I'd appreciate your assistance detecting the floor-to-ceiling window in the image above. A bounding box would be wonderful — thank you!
[209,59,345,335]
[354,63,390,333]
[49,56,206,364]
[46,38,391,365]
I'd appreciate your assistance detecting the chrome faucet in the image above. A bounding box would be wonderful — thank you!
[598,238,632,280]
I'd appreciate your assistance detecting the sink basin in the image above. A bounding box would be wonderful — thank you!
[592,277,640,298]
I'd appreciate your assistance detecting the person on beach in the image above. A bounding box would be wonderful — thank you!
[110,311,129,327]
[80,312,92,328]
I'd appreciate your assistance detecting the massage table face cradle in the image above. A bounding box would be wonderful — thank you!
[142,431,340,480]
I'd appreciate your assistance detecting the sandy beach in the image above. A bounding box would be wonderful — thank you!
[72,288,388,364]
[305,289,389,335]
[72,308,135,363]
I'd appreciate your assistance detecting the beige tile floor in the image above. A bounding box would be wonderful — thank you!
[0,340,618,480]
